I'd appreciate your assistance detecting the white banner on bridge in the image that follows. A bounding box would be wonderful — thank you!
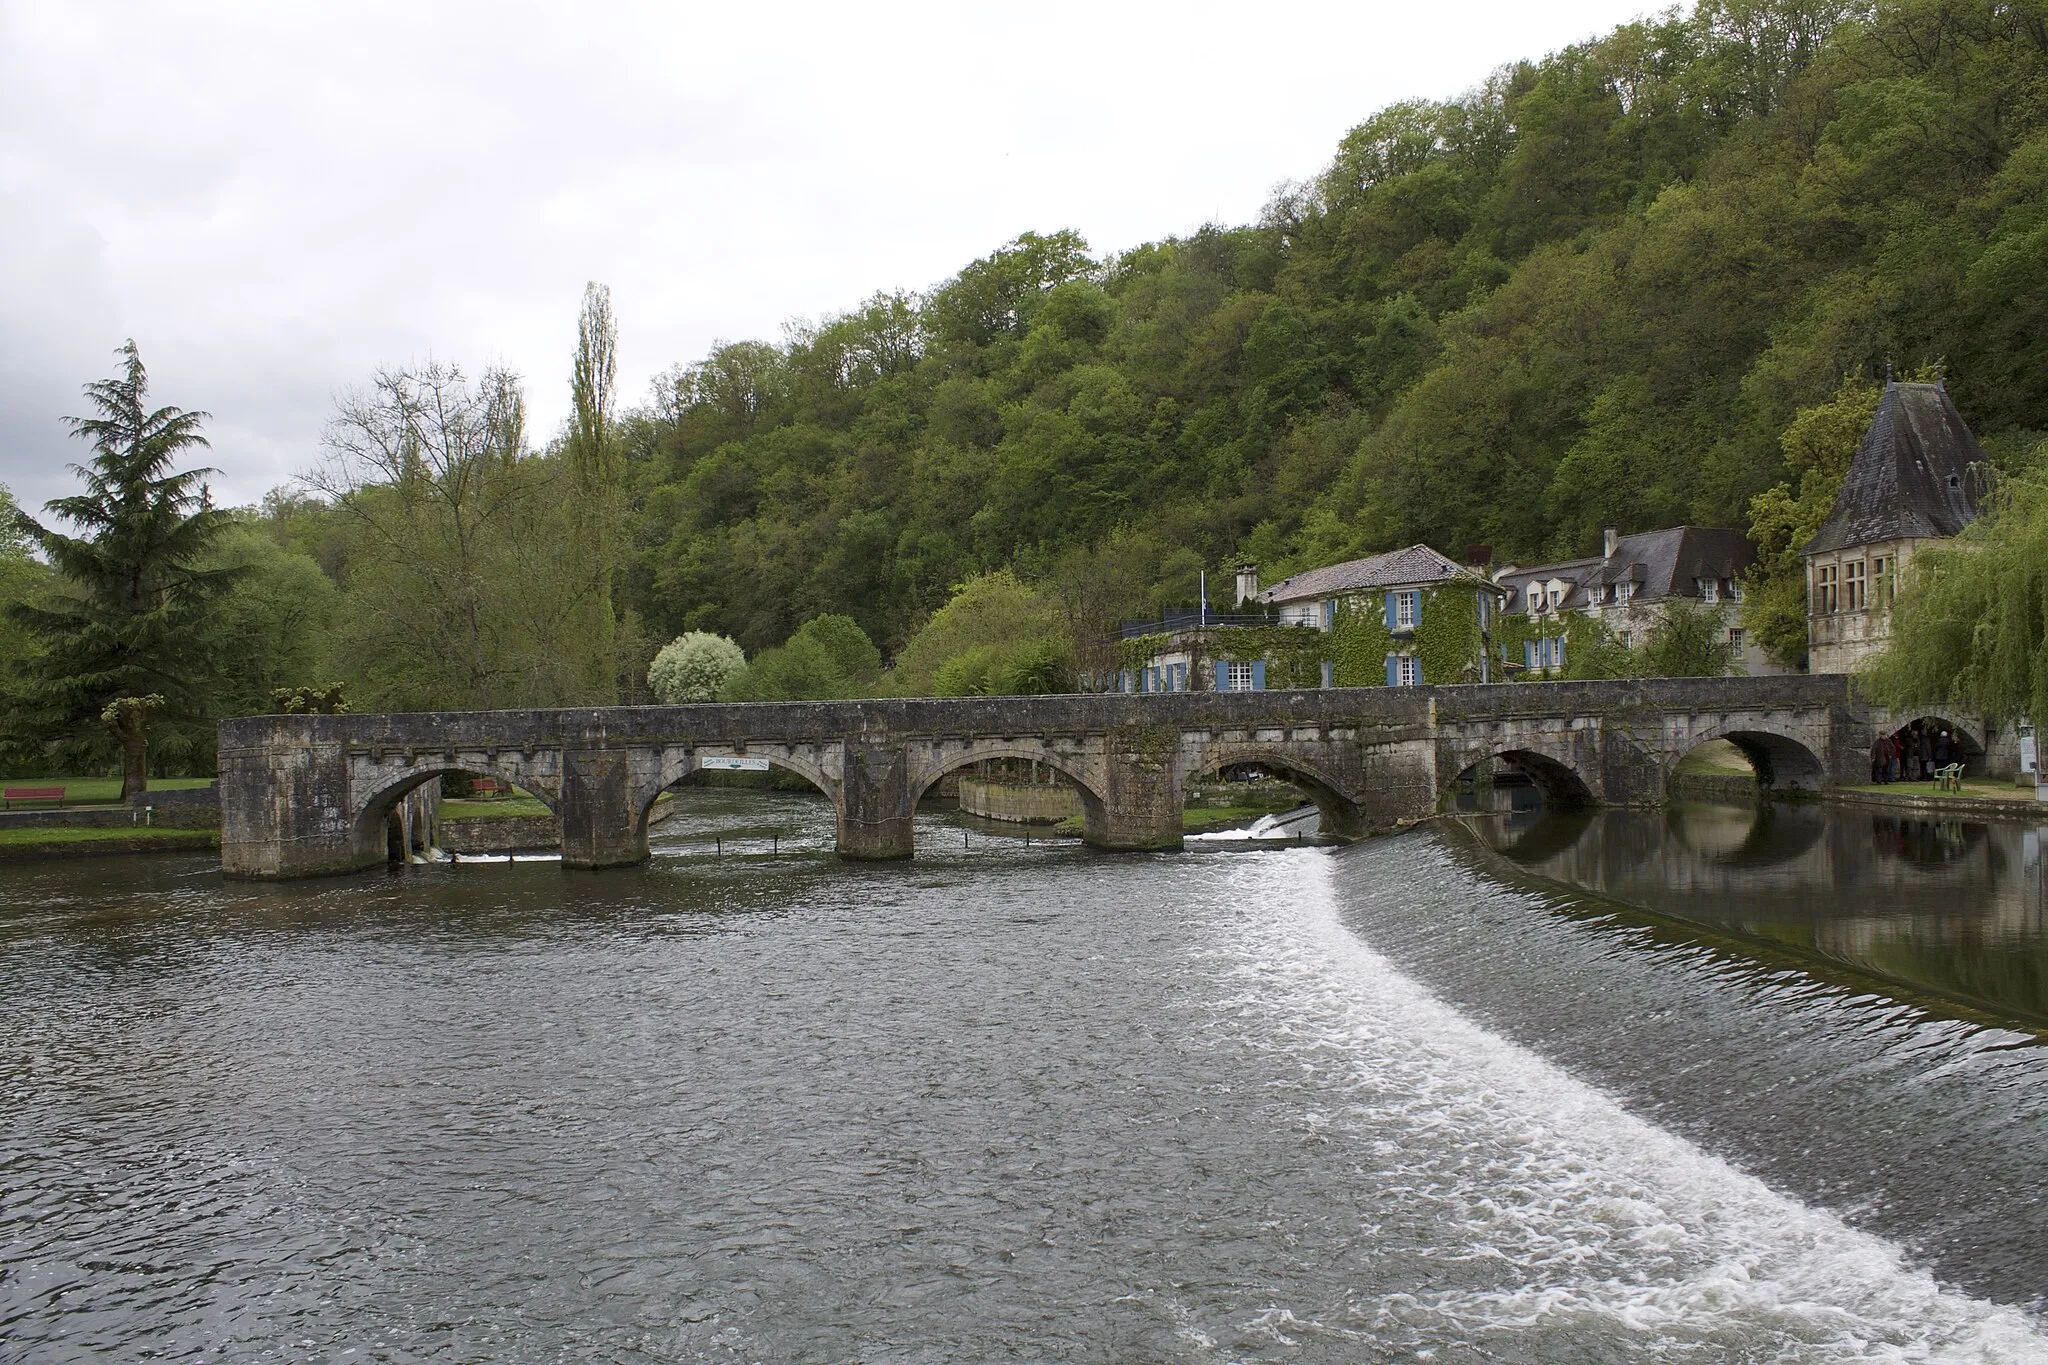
[698,756,771,772]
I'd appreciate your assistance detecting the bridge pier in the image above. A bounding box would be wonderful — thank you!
[560,748,652,870]
[220,728,378,878]
[838,743,915,860]
[1081,732,1184,853]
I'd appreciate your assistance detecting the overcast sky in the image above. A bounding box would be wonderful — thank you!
[1,0,1659,514]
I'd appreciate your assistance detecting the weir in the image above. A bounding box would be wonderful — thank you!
[217,675,1872,879]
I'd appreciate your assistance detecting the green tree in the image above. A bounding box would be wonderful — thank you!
[1640,598,1733,677]
[1743,373,1883,668]
[567,281,622,699]
[887,573,1074,697]
[1864,459,2048,723]
[9,342,237,796]
[315,360,612,710]
[203,519,342,720]
[721,614,882,701]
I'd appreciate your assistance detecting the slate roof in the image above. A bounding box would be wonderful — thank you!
[1253,544,1490,605]
[1500,527,1756,612]
[1804,381,1986,555]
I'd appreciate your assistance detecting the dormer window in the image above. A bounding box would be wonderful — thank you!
[1699,579,1719,604]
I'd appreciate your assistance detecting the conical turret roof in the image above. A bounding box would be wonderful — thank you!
[1804,381,1986,555]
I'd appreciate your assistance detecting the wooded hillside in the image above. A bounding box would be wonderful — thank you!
[613,0,2048,661]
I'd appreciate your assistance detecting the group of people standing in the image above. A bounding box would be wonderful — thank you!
[1870,720,1961,783]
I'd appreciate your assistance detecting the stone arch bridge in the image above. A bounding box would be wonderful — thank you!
[219,675,1870,879]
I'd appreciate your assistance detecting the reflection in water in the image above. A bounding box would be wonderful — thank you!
[1471,801,2048,1028]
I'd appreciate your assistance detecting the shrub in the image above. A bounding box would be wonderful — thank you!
[648,632,747,703]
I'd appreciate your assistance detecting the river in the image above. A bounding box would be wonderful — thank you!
[3,790,2046,1361]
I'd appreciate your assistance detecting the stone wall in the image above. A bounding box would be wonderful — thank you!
[958,778,1080,825]
[439,814,560,854]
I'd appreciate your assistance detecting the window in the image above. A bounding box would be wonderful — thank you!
[1549,588,1564,610]
[1553,637,1566,672]
[1227,661,1255,692]
[1814,563,1839,614]
[1727,627,1746,653]
[1617,630,1632,648]
[1872,556,1892,601]
[1394,591,1418,628]
[1729,579,1745,603]
[1397,655,1420,686]
[1844,559,1866,611]
[1699,578,1719,604]
[1618,581,1635,602]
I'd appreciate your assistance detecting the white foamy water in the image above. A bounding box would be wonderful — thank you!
[1198,851,2048,1361]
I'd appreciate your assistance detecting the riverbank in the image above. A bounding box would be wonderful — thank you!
[1828,781,2048,821]
[0,826,219,859]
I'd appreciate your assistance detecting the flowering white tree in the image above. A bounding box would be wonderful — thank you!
[648,632,746,703]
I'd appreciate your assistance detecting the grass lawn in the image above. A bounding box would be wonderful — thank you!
[441,797,553,820]
[0,825,217,847]
[1,776,214,806]
[1841,778,2041,802]
[1673,739,1758,777]
[1048,804,1282,836]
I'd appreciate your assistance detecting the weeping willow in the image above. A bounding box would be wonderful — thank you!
[1863,464,2048,724]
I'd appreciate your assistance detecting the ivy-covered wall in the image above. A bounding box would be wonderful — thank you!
[1494,609,1640,681]
[1119,586,1492,689]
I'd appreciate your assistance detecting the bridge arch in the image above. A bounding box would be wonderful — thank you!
[1446,745,1598,809]
[1681,726,1828,792]
[907,740,1110,831]
[635,750,839,843]
[1883,714,1987,776]
[1187,744,1365,838]
[350,761,555,863]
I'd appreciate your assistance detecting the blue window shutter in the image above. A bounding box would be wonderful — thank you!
[1251,660,1266,690]
[1321,659,1334,688]
[1383,593,1397,631]
[1412,591,1423,627]
[1384,654,1399,687]
[1413,657,1424,686]
[1324,599,1335,629]
[1523,641,1533,670]
[1214,661,1229,691]
[1555,639,1566,672]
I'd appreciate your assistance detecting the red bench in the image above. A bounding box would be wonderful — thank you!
[3,786,65,809]
[469,778,502,797]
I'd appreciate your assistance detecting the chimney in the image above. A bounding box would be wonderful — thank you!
[1234,564,1259,607]
[1602,526,1619,560]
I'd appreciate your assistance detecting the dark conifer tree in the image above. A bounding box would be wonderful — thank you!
[10,341,237,796]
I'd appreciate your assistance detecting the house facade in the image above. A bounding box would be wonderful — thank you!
[1803,379,1986,674]
[1116,545,1504,692]
[1495,525,1787,678]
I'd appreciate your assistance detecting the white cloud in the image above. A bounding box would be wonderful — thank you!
[0,0,1659,510]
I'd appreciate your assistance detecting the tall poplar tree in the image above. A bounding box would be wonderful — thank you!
[567,281,621,699]
[10,341,236,796]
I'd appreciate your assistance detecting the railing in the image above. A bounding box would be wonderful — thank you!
[1116,612,1321,639]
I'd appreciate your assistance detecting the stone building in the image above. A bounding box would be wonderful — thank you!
[1496,526,1786,677]
[1113,545,1502,691]
[1803,379,1987,674]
